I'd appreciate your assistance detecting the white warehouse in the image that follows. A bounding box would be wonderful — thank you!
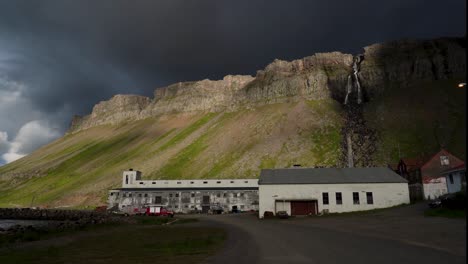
[258,167,409,218]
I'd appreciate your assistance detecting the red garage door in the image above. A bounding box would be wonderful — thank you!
[291,201,317,215]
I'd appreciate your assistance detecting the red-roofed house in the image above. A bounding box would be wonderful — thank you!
[394,149,465,200]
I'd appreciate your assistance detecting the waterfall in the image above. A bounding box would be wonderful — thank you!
[346,133,354,168]
[344,55,363,105]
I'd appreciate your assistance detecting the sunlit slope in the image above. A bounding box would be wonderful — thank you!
[0,99,343,207]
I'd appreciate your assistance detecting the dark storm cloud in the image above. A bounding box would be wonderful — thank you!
[0,0,465,164]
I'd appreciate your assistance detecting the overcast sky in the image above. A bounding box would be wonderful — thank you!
[0,0,465,165]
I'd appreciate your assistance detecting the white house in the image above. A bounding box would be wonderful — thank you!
[258,167,409,218]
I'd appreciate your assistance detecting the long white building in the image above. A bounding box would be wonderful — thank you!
[108,169,259,213]
[258,167,410,218]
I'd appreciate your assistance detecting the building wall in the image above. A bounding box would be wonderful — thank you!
[258,183,410,218]
[446,171,464,193]
[422,178,448,199]
[108,189,259,213]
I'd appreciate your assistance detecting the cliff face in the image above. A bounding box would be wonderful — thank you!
[68,37,465,134]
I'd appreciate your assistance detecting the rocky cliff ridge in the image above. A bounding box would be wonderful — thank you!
[69,37,465,133]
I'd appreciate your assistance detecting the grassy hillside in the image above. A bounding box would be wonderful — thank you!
[0,99,343,208]
[365,78,466,164]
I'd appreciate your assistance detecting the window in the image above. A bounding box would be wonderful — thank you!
[110,193,114,196]
[123,193,127,197]
[240,205,245,209]
[175,205,178,209]
[139,182,144,185]
[239,193,244,197]
[203,181,208,184]
[449,174,454,184]
[440,156,450,166]
[184,205,188,208]
[116,193,119,197]
[353,192,359,204]
[244,181,248,183]
[191,193,195,197]
[169,193,173,198]
[177,182,181,184]
[216,193,221,198]
[230,181,234,183]
[366,192,373,204]
[223,193,226,197]
[155,196,162,204]
[190,181,194,184]
[138,193,142,197]
[152,182,156,184]
[129,193,132,197]
[175,193,179,198]
[144,193,148,197]
[191,205,195,208]
[336,192,342,205]
[125,176,128,184]
[322,193,329,205]
[217,181,221,184]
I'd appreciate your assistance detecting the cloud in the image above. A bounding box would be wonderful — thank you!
[1,121,61,164]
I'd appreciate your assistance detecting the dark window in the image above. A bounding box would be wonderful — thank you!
[139,182,144,185]
[177,182,181,184]
[240,193,244,197]
[125,176,128,184]
[155,196,162,204]
[223,193,226,197]
[152,182,156,184]
[175,205,178,208]
[110,193,114,196]
[366,192,373,204]
[216,193,221,197]
[322,193,329,205]
[202,196,210,204]
[449,174,454,184]
[190,181,194,184]
[191,193,195,197]
[138,193,142,197]
[353,192,359,204]
[244,181,248,183]
[191,205,195,208]
[203,181,208,184]
[144,193,148,197]
[123,193,127,197]
[175,193,179,198]
[217,181,221,184]
[336,193,342,204]
[169,193,173,198]
[230,181,234,183]
[129,193,132,197]
[240,205,245,209]
[184,205,188,208]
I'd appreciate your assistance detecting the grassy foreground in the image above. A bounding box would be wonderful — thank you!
[424,208,466,218]
[0,217,226,264]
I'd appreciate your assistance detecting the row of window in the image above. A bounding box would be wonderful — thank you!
[322,192,373,205]
[137,180,250,185]
[113,192,247,198]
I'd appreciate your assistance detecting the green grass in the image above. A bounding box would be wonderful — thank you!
[424,208,466,218]
[156,113,217,153]
[0,221,225,264]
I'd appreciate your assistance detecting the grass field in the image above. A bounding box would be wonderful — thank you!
[0,217,225,264]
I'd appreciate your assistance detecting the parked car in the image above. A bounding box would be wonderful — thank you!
[145,206,175,217]
[276,211,289,219]
[428,199,442,208]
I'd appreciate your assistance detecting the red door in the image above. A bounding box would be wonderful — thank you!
[291,201,317,215]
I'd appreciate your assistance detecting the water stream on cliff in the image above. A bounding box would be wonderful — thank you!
[341,54,376,168]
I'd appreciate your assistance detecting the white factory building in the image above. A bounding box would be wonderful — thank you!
[108,169,259,213]
[258,167,410,218]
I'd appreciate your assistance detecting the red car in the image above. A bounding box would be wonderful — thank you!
[145,206,175,217]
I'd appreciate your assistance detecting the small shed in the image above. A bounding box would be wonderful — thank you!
[258,167,409,218]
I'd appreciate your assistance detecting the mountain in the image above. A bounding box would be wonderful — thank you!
[0,37,465,208]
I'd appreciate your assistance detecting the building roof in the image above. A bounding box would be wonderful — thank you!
[441,164,466,175]
[259,167,407,185]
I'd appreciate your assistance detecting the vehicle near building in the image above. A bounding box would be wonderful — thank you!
[145,206,174,217]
